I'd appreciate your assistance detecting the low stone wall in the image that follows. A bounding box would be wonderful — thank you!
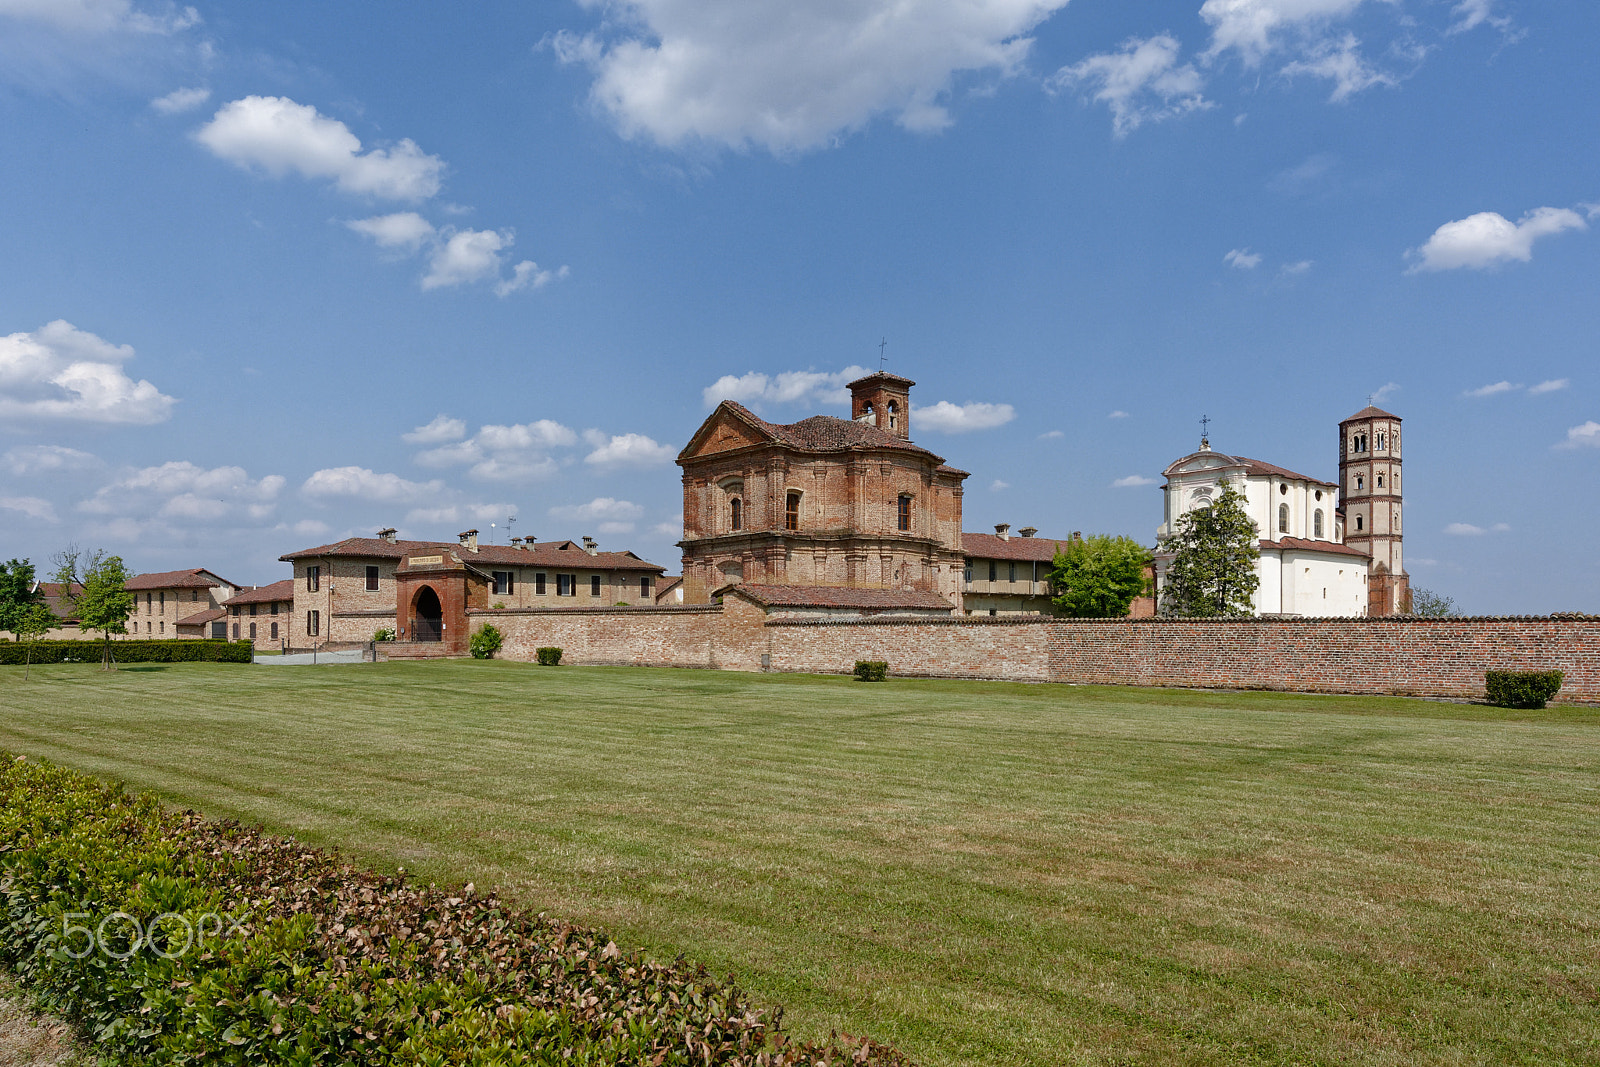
[469,600,767,671]
[765,616,1053,682]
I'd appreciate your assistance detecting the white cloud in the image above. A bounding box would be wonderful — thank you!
[494,261,570,297]
[1372,381,1401,403]
[652,520,682,539]
[403,502,511,528]
[0,0,199,35]
[584,432,676,468]
[402,414,466,445]
[913,400,1016,433]
[1113,474,1159,487]
[1557,421,1600,450]
[1444,522,1484,536]
[0,495,57,522]
[550,497,646,523]
[291,518,329,537]
[553,0,1068,154]
[702,365,871,410]
[1465,380,1519,398]
[412,419,578,482]
[1107,411,1129,420]
[348,212,436,250]
[2,444,100,475]
[301,466,443,504]
[1200,0,1373,65]
[1407,207,1588,272]
[1224,248,1262,269]
[1040,429,1066,438]
[196,96,445,202]
[1529,379,1569,396]
[422,228,510,289]
[151,85,209,114]
[1279,33,1396,101]
[1448,0,1511,35]
[478,421,579,452]
[1053,34,1210,137]
[1280,259,1313,275]
[0,320,176,425]
[79,461,285,524]
[990,479,1010,491]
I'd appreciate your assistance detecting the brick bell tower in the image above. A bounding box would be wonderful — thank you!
[1339,404,1410,615]
[849,372,914,439]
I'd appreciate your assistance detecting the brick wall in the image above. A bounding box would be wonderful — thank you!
[471,598,767,671]
[766,616,1053,681]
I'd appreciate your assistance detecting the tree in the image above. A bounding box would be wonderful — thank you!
[1409,588,1459,617]
[13,602,56,680]
[1159,479,1260,617]
[1049,535,1154,617]
[0,557,39,638]
[52,547,134,670]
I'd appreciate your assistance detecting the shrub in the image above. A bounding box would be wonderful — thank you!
[854,660,888,682]
[1484,670,1564,709]
[0,753,912,1066]
[469,623,504,660]
[536,646,563,666]
[0,639,252,666]
[372,627,396,642]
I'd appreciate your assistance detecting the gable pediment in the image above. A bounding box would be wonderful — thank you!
[680,405,773,461]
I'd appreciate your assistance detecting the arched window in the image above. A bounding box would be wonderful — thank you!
[1278,503,1289,533]
[729,497,742,531]
[1313,509,1324,538]
[1376,474,1384,488]
[785,491,801,531]
[887,400,899,431]
[1355,475,1365,492]
[1355,514,1364,532]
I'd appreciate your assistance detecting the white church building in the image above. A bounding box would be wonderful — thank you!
[1154,438,1371,616]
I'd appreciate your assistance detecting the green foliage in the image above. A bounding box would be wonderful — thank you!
[0,754,912,1067]
[51,547,135,669]
[469,623,504,659]
[1410,589,1459,617]
[0,557,41,639]
[372,627,396,642]
[853,660,888,682]
[1159,480,1261,617]
[1484,670,1564,709]
[1048,535,1154,618]
[535,646,563,666]
[0,640,253,666]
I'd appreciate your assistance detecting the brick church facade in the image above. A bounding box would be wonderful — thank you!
[677,372,970,609]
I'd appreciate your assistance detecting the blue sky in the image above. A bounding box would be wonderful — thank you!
[0,0,1595,613]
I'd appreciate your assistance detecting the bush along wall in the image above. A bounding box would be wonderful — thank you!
[0,639,253,666]
[0,754,912,1067]
[853,661,888,682]
[1484,670,1565,709]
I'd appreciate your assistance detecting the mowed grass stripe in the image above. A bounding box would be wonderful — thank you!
[2,660,1597,1066]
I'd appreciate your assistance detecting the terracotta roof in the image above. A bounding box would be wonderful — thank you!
[177,607,227,627]
[223,579,295,607]
[1342,405,1400,422]
[1259,536,1370,558]
[126,568,238,591]
[962,533,1069,562]
[281,537,666,573]
[1234,457,1339,489]
[726,583,956,611]
[34,582,82,621]
[847,371,916,389]
[935,464,971,477]
[709,402,949,463]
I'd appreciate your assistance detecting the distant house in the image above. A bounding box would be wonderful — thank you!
[220,579,295,648]
[654,576,684,605]
[961,525,1065,616]
[31,581,88,640]
[125,569,241,639]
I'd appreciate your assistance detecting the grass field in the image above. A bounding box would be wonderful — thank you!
[2,661,1597,1066]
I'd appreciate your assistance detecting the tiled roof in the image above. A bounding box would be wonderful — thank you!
[727,583,956,610]
[126,568,237,591]
[1234,457,1339,488]
[223,579,295,607]
[962,532,1068,562]
[1342,405,1400,422]
[1259,536,1370,558]
[715,402,947,462]
[281,537,666,573]
[34,582,82,621]
[847,371,916,389]
[177,607,227,627]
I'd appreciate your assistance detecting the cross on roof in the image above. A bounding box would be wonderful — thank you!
[878,337,888,369]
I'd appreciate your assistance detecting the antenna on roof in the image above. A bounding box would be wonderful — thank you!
[878,337,888,370]
[506,515,516,542]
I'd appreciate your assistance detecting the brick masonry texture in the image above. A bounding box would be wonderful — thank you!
[456,607,1599,702]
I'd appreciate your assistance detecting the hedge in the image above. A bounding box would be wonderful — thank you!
[535,647,562,666]
[1484,669,1565,709]
[0,754,913,1066]
[0,639,253,666]
[853,661,888,682]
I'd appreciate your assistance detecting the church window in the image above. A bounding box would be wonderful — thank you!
[1314,510,1324,538]
[1315,490,1322,501]
[1375,431,1386,450]
[1279,483,1288,495]
[730,497,743,531]
[1278,504,1289,533]
[1355,515,1364,532]
[1355,475,1365,491]
[786,491,801,531]
[897,494,912,532]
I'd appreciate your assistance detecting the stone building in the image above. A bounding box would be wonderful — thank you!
[1339,405,1410,615]
[961,524,1065,615]
[676,372,969,609]
[221,579,295,648]
[280,528,666,650]
[125,568,240,638]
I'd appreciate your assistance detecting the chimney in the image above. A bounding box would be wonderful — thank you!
[1072,531,1082,542]
[995,523,1011,541]
[1019,526,1037,538]
[509,537,522,549]
[582,536,598,556]
[459,529,479,552]
[377,527,397,544]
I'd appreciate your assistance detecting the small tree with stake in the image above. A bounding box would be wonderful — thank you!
[52,546,134,671]
[1159,479,1260,617]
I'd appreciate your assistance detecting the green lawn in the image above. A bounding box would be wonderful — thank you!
[2,661,1597,1066]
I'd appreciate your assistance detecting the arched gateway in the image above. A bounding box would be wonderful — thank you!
[411,585,443,642]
